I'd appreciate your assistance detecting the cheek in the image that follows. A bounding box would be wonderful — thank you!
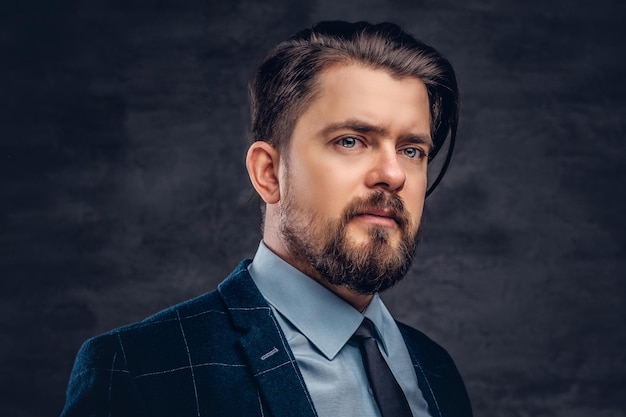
[409,200,425,223]
[403,180,427,221]
[285,158,348,211]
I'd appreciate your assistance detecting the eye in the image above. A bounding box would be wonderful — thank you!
[338,136,359,148]
[402,147,425,159]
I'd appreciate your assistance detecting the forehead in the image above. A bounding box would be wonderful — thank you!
[292,63,432,142]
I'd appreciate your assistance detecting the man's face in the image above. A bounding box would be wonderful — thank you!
[278,63,432,295]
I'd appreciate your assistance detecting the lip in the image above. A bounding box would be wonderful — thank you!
[354,210,399,227]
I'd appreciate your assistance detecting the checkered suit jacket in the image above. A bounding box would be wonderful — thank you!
[61,260,472,417]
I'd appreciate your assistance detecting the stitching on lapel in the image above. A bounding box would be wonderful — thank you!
[260,347,279,360]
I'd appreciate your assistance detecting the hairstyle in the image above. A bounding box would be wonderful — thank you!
[249,21,460,194]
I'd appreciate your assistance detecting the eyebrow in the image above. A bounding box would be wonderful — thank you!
[319,118,434,150]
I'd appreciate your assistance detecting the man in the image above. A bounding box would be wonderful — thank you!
[61,21,472,417]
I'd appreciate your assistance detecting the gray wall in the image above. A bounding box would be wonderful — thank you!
[2,1,625,416]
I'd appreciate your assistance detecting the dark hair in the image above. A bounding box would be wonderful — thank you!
[249,20,460,195]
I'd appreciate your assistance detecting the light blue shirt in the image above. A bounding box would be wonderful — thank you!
[248,241,431,417]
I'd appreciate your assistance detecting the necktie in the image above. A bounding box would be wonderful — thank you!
[352,318,413,417]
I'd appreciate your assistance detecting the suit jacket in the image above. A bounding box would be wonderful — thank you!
[61,260,472,417]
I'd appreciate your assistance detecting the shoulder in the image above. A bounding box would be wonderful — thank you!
[73,260,255,374]
[62,260,262,415]
[72,286,225,370]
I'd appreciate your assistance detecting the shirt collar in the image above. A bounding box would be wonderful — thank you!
[248,241,391,360]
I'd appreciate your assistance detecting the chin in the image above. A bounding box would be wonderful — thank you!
[347,224,400,246]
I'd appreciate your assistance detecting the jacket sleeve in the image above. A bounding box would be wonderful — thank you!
[60,333,146,417]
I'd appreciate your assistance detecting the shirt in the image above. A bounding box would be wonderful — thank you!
[248,241,431,417]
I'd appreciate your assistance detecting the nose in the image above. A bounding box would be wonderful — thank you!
[365,146,406,192]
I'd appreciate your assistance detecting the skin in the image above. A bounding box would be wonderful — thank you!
[246,63,432,312]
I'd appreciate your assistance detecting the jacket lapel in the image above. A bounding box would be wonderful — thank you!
[398,323,444,417]
[218,261,318,417]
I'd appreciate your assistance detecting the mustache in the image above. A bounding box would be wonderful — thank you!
[341,191,410,230]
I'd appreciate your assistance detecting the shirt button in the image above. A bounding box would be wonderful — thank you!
[368,387,374,396]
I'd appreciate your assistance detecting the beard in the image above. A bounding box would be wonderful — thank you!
[279,189,420,295]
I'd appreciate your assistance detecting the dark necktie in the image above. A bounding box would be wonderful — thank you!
[351,318,413,417]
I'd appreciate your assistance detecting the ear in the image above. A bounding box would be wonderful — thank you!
[246,141,281,204]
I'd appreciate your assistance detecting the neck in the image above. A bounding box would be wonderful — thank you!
[318,281,373,313]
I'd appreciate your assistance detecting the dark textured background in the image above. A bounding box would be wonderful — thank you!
[2,1,625,416]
